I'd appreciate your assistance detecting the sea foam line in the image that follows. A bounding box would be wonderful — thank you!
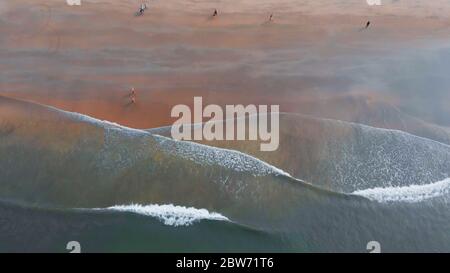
[57,105,293,178]
[352,178,450,203]
[104,204,229,226]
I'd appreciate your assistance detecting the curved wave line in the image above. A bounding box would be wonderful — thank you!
[98,203,230,227]
[352,178,450,203]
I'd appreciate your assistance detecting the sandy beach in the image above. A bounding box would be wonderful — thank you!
[2,0,450,129]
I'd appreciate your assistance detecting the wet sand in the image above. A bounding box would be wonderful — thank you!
[1,0,450,128]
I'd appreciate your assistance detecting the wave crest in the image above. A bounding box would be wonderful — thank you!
[353,178,450,203]
[103,204,229,226]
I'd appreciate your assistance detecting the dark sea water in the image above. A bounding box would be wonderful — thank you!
[1,187,449,253]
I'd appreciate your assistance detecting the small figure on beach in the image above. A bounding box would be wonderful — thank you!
[130,87,137,104]
[269,14,273,22]
[213,9,218,17]
[138,3,147,16]
[365,21,371,29]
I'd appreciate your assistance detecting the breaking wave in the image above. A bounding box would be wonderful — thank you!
[102,204,230,226]
[56,104,292,178]
[353,178,450,203]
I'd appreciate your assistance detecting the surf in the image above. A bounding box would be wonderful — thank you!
[0,95,357,231]
[100,203,230,227]
[148,111,450,193]
[353,178,450,203]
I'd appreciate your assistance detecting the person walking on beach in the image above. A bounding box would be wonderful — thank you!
[365,21,371,29]
[130,87,137,104]
[213,9,218,17]
[138,3,147,16]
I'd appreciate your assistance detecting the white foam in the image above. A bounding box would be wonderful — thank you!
[48,104,293,178]
[353,178,450,203]
[157,136,292,177]
[61,110,150,137]
[105,204,229,226]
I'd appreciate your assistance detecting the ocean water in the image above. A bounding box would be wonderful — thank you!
[1,99,450,252]
[1,185,450,253]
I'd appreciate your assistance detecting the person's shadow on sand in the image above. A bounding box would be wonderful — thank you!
[358,21,371,32]
[124,100,137,107]
[261,14,274,26]
[122,93,134,99]
[261,19,274,26]
[206,9,218,21]
[206,14,219,22]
